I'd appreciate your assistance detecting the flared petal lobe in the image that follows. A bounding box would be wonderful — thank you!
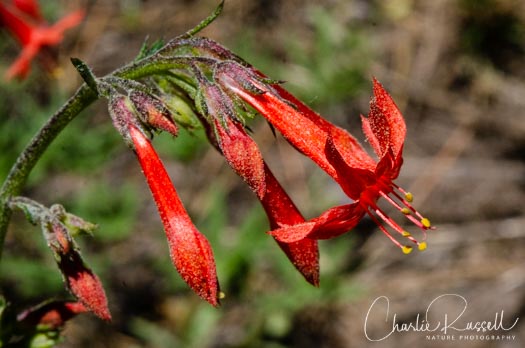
[362,78,406,159]
[270,202,364,243]
[128,125,219,306]
[48,9,84,39]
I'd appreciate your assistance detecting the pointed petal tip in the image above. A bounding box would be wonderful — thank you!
[199,278,221,307]
[202,290,221,307]
[372,77,385,94]
[67,268,112,321]
[309,274,320,287]
[168,229,220,308]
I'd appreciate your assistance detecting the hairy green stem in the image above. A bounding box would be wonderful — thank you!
[0,85,97,261]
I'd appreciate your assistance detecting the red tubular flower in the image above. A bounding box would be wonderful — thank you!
[213,118,320,286]
[17,300,87,330]
[195,74,319,285]
[0,0,84,79]
[128,123,219,305]
[216,62,432,253]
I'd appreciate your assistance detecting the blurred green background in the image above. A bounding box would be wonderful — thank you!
[1,0,524,347]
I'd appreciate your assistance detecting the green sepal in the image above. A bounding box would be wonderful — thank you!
[70,58,99,95]
[182,0,224,38]
[135,37,166,61]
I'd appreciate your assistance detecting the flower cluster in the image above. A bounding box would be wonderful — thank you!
[4,3,434,330]
[0,0,84,79]
[91,29,434,306]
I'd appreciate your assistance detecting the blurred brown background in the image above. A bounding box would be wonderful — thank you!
[1,0,524,347]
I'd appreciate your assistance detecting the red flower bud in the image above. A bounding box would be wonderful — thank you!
[57,249,111,321]
[128,124,219,305]
[129,90,179,137]
[108,94,144,143]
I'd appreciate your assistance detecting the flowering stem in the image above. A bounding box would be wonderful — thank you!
[0,53,201,262]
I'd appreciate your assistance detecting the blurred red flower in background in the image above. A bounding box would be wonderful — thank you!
[0,0,84,79]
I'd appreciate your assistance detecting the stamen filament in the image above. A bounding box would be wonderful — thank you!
[379,191,428,230]
[371,204,419,245]
[390,186,429,224]
[365,210,405,249]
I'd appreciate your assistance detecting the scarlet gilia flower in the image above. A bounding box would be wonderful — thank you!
[129,124,219,305]
[0,0,84,79]
[108,94,219,305]
[216,62,433,254]
[195,72,319,285]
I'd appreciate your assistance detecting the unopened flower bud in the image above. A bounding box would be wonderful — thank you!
[108,93,148,147]
[57,249,111,320]
[129,90,178,137]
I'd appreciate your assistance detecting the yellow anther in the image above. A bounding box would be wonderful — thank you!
[404,192,414,202]
[401,207,411,215]
[421,218,431,228]
[418,242,427,251]
[402,231,412,237]
[402,245,413,254]
[218,291,226,299]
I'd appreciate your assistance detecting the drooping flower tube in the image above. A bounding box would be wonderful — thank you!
[192,70,320,285]
[108,94,220,305]
[215,61,433,253]
[0,0,84,79]
[8,196,111,320]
